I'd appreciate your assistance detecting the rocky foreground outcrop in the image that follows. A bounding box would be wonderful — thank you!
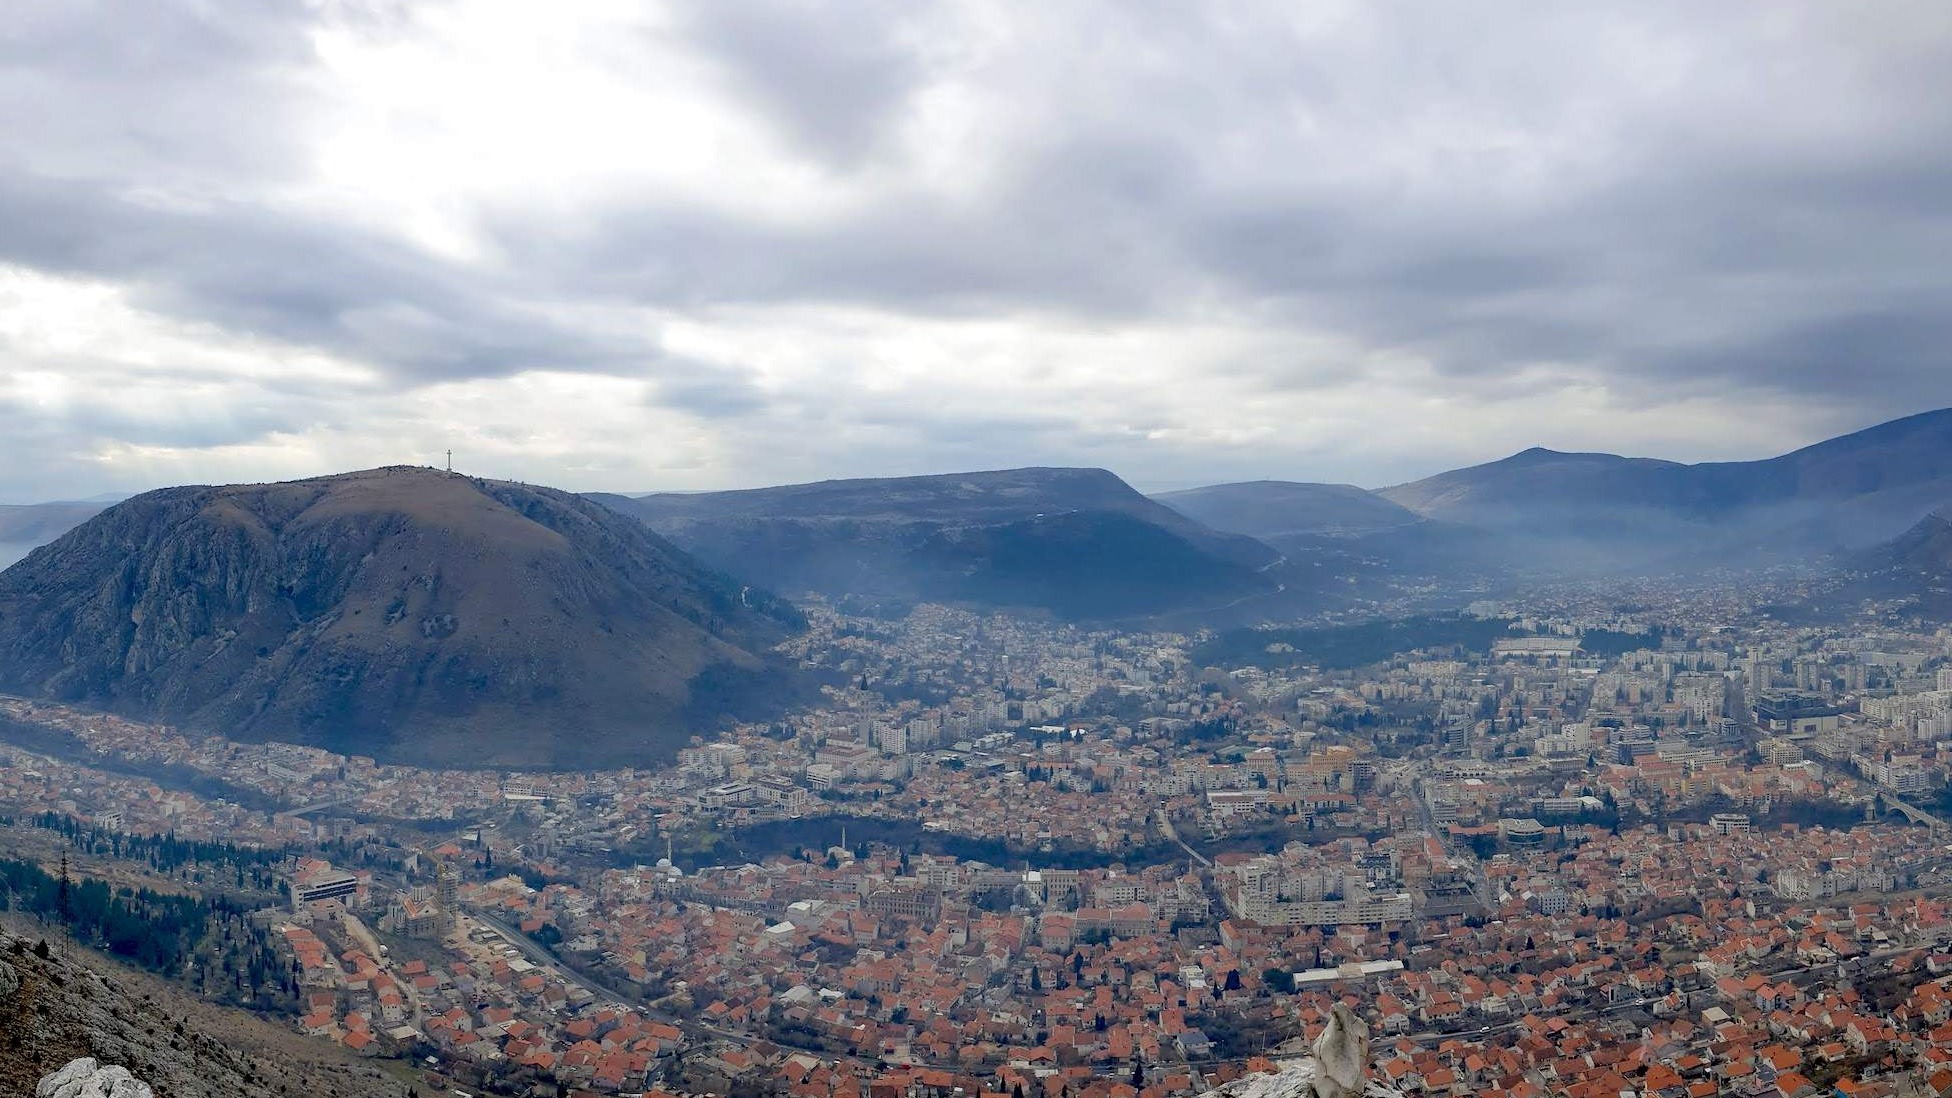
[0,931,404,1097]
[36,1057,154,1098]
[1201,1006,1401,1098]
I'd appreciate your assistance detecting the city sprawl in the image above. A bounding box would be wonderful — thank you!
[12,584,1952,1098]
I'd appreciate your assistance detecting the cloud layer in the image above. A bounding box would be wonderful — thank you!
[2,0,1949,501]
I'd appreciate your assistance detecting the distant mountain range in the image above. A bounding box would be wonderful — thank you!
[596,467,1281,619]
[0,467,804,768]
[0,502,106,567]
[0,501,105,542]
[1153,481,1420,544]
[3,411,1951,768]
[1378,408,1952,563]
[1158,408,1952,580]
[6,408,1952,629]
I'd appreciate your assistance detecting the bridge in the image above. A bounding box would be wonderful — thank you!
[1878,792,1950,831]
[1154,809,1211,868]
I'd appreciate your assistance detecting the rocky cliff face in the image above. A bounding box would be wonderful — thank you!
[0,467,805,768]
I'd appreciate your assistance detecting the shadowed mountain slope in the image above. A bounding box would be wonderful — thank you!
[1838,509,1952,616]
[597,467,1279,619]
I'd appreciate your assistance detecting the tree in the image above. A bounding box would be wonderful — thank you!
[1131,1058,1145,1088]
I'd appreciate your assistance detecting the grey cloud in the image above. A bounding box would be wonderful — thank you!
[0,2,320,188]
[1650,310,1952,399]
[672,0,927,169]
[649,361,772,420]
[0,174,642,383]
[509,0,1952,420]
[5,0,1952,498]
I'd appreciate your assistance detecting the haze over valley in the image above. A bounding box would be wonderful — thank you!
[10,3,1952,1098]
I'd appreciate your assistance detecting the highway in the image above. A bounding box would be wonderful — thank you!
[463,907,641,1009]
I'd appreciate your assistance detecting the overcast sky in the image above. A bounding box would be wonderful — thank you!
[2,1,1949,502]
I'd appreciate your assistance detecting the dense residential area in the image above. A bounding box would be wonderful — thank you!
[10,581,1952,1097]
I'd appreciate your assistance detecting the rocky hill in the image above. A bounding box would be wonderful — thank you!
[1874,509,1952,569]
[0,931,404,1098]
[598,467,1279,619]
[1838,509,1952,614]
[0,467,805,768]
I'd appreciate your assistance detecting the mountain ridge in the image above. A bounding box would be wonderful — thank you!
[1375,407,1952,562]
[1383,407,1952,514]
[599,466,1281,619]
[4,409,1952,601]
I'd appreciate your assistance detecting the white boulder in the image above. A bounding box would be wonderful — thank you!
[1202,1005,1392,1098]
[35,1057,156,1098]
[1309,1004,1370,1098]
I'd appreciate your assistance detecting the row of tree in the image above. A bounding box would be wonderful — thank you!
[11,811,291,891]
[0,855,209,972]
